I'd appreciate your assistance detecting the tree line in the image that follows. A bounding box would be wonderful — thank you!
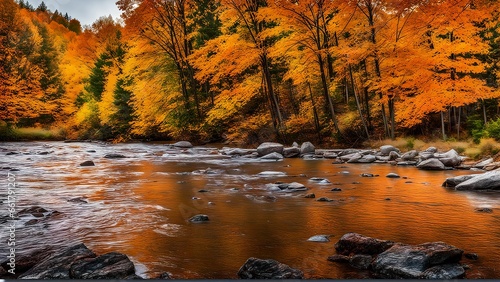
[2,0,500,145]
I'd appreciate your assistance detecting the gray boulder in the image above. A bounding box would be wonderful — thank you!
[307,235,330,242]
[349,254,373,270]
[340,152,362,162]
[420,263,465,279]
[189,214,209,222]
[442,174,480,187]
[69,252,136,279]
[104,154,127,159]
[19,244,97,279]
[417,158,445,170]
[283,147,300,158]
[237,257,304,279]
[260,152,284,160]
[372,242,463,279]
[386,173,400,178]
[474,157,494,169]
[348,155,376,163]
[401,150,418,161]
[418,151,435,161]
[389,151,401,161]
[80,160,95,166]
[300,142,315,155]
[173,141,193,148]
[455,170,500,190]
[435,149,462,167]
[380,145,400,156]
[334,233,395,256]
[425,147,438,153]
[257,142,284,156]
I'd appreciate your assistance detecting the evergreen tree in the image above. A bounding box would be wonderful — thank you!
[36,1,47,12]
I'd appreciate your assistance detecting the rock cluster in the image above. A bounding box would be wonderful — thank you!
[329,233,468,279]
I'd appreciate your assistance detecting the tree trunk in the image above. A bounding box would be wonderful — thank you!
[349,64,369,138]
[388,97,395,140]
[308,82,322,142]
[457,106,461,139]
[317,54,340,134]
[441,111,446,140]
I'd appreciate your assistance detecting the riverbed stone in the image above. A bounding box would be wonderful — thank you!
[69,252,136,279]
[104,153,127,159]
[307,235,330,242]
[260,152,284,160]
[386,173,400,178]
[300,142,315,155]
[19,244,97,279]
[417,158,445,170]
[189,214,209,222]
[80,160,95,166]
[425,147,438,153]
[237,257,304,279]
[371,242,463,279]
[442,174,480,187]
[257,171,287,177]
[257,142,284,156]
[418,151,435,160]
[1,247,54,276]
[173,141,193,148]
[454,170,500,190]
[420,263,465,279]
[389,151,401,161]
[304,193,315,198]
[474,158,494,169]
[317,197,334,202]
[401,150,418,161]
[380,145,400,156]
[348,154,376,163]
[334,233,395,256]
[327,254,350,263]
[349,254,373,270]
[283,147,300,158]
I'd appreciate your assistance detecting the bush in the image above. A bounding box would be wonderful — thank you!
[484,118,500,141]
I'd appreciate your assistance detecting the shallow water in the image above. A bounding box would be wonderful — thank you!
[0,141,499,278]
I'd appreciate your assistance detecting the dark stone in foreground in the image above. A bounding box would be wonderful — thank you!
[237,257,304,279]
[19,244,96,279]
[189,214,209,222]
[334,233,394,256]
[69,252,136,279]
[455,170,500,190]
[420,263,465,279]
[1,247,54,277]
[80,160,95,166]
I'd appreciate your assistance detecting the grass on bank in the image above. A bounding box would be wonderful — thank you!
[366,137,500,161]
[0,122,66,141]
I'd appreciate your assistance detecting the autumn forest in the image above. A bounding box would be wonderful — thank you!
[2,0,500,146]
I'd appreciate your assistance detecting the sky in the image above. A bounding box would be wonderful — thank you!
[26,0,123,27]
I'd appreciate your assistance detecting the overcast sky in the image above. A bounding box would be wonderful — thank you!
[26,0,122,27]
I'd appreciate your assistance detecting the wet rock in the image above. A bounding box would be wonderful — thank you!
[283,147,300,158]
[172,141,193,148]
[484,162,500,171]
[474,157,494,169]
[327,255,350,263]
[189,214,209,222]
[19,244,97,279]
[156,272,172,279]
[340,152,362,162]
[198,189,209,193]
[257,142,284,157]
[304,193,315,198]
[349,254,373,270]
[331,188,342,192]
[418,151,435,161]
[309,177,331,184]
[464,253,479,260]
[386,173,400,178]
[80,160,95,167]
[454,170,500,190]
[268,182,307,192]
[380,145,400,156]
[68,197,88,204]
[221,148,253,156]
[86,150,96,153]
[442,174,479,187]
[292,142,299,147]
[388,151,401,161]
[401,150,418,161]
[317,197,334,202]
[361,173,375,177]
[334,233,395,256]
[396,161,417,166]
[348,155,376,163]
[1,247,54,276]
[260,152,284,160]
[425,147,438,153]
[6,151,20,155]
[257,171,287,177]
[372,242,463,279]
[435,149,462,167]
[19,206,49,216]
[417,158,445,170]
[420,263,465,279]
[237,257,304,279]
[475,207,493,213]
[104,154,127,159]
[307,235,330,242]
[338,149,361,157]
[300,142,315,155]
[69,252,136,279]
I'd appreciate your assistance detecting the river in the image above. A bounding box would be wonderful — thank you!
[0,141,499,278]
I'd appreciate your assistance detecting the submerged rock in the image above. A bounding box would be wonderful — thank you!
[104,154,127,159]
[334,233,395,256]
[189,214,209,222]
[307,235,331,242]
[69,252,136,279]
[237,257,304,279]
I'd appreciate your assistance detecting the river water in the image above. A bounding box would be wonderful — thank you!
[0,141,499,278]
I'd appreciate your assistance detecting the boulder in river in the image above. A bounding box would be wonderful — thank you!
[372,242,464,279]
[104,154,127,159]
[442,174,480,188]
[173,141,193,148]
[453,170,500,190]
[386,173,400,178]
[283,147,300,158]
[189,214,210,222]
[237,257,304,279]
[19,244,97,279]
[380,145,400,156]
[435,149,462,167]
[417,158,446,170]
[257,142,284,157]
[307,235,330,242]
[69,252,136,279]
[300,142,315,155]
[260,152,284,160]
[401,150,418,161]
[334,233,395,256]
[80,160,95,167]
[474,157,494,169]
